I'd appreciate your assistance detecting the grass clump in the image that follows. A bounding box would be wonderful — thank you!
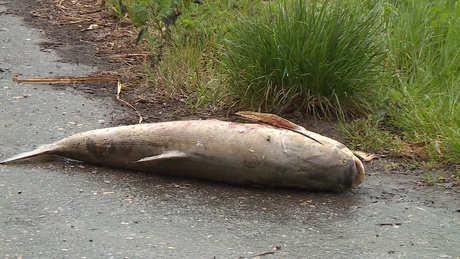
[222,0,385,118]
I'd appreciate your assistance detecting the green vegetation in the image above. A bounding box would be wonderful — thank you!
[104,0,460,170]
[222,0,385,117]
[375,0,460,164]
[106,0,265,109]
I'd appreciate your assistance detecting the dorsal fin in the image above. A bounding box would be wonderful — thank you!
[236,111,323,145]
[236,111,305,132]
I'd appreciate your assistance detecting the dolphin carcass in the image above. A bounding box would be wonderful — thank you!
[0,112,365,191]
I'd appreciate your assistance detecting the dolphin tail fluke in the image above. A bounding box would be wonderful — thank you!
[0,145,52,164]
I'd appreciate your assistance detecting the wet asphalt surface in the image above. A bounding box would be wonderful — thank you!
[1,1,459,258]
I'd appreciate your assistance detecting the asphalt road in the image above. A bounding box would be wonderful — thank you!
[1,1,459,258]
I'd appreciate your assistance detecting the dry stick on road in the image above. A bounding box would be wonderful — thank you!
[239,251,276,258]
[13,74,119,83]
[378,222,402,226]
[12,74,143,123]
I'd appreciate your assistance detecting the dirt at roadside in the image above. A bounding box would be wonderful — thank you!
[6,0,204,125]
[5,0,460,192]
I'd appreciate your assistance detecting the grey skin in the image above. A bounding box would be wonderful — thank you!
[0,120,365,191]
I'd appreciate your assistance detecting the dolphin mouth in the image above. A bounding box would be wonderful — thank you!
[352,156,365,187]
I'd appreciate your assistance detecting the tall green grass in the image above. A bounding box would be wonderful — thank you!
[222,0,385,118]
[378,0,460,163]
[153,1,261,109]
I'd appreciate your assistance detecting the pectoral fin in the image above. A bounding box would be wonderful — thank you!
[133,150,189,163]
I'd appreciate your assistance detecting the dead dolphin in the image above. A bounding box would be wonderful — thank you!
[0,112,365,191]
